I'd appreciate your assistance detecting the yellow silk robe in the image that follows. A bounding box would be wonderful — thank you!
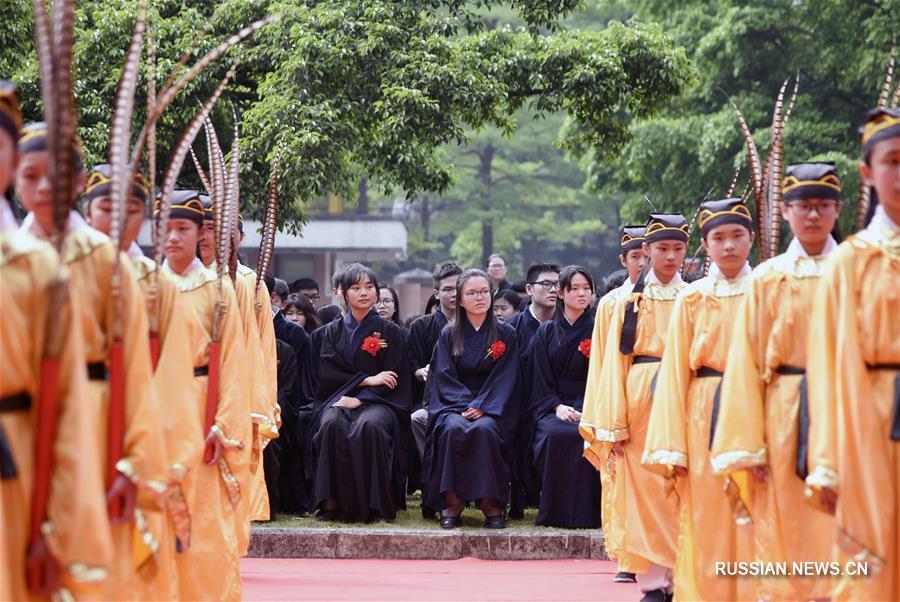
[643,269,753,601]
[237,263,279,524]
[207,260,269,546]
[594,272,686,572]
[711,240,836,601]
[806,207,900,601]
[165,258,249,601]
[1,223,111,600]
[579,280,640,569]
[23,214,167,599]
[130,253,204,601]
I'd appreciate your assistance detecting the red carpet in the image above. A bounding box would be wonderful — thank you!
[241,557,640,601]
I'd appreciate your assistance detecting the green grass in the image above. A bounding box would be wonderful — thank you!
[259,492,585,532]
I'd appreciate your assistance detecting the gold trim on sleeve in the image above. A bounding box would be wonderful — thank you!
[210,424,245,450]
[641,449,688,469]
[709,448,767,474]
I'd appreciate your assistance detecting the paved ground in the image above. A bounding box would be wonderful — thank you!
[241,557,640,601]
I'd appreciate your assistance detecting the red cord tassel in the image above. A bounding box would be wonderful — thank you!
[106,340,126,520]
[27,356,60,592]
[149,333,161,372]
[202,341,221,463]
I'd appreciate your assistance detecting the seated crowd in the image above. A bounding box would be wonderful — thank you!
[262,254,632,530]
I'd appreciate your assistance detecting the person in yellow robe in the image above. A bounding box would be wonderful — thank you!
[160,191,250,601]
[83,163,205,600]
[235,215,280,522]
[711,163,842,601]
[643,198,755,601]
[593,213,689,601]
[805,107,900,601]
[197,199,273,548]
[1,81,111,601]
[579,224,646,584]
[16,123,167,599]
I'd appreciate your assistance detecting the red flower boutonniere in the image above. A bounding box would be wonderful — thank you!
[578,339,592,359]
[486,340,507,361]
[361,332,388,357]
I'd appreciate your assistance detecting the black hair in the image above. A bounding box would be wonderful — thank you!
[433,262,463,288]
[274,278,290,301]
[316,304,342,324]
[379,284,404,327]
[424,294,439,314]
[449,269,498,357]
[600,269,627,297]
[338,263,379,310]
[558,265,595,294]
[332,263,351,289]
[510,280,527,294]
[493,289,521,312]
[290,277,319,293]
[486,253,507,267]
[526,262,560,284]
[285,293,320,334]
[263,271,275,294]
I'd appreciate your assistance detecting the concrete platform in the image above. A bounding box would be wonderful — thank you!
[248,526,608,560]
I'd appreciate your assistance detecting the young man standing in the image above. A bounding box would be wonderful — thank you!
[291,277,321,309]
[579,225,646,584]
[594,214,689,602]
[408,263,463,464]
[160,191,249,600]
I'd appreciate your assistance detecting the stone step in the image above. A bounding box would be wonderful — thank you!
[249,526,608,561]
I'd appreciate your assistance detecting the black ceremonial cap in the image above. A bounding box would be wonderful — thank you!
[85,163,150,203]
[156,190,204,226]
[783,163,842,203]
[199,193,214,221]
[698,197,753,236]
[18,121,84,170]
[620,225,646,253]
[0,80,22,141]
[644,213,689,244]
[860,107,900,156]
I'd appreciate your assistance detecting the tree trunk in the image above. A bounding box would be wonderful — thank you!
[357,177,369,214]
[421,195,432,265]
[479,143,495,268]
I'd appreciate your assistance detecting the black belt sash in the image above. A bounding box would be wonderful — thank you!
[773,365,811,480]
[193,366,209,377]
[700,367,724,449]
[87,362,108,381]
[633,355,660,364]
[0,392,32,479]
[868,364,900,442]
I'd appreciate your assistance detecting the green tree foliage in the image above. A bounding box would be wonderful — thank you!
[1,0,691,236]
[586,0,900,245]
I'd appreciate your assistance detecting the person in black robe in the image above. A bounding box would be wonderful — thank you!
[529,265,601,528]
[422,269,519,529]
[310,264,411,522]
[504,262,560,517]
[270,338,314,516]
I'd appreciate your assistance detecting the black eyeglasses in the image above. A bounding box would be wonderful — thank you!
[529,280,560,290]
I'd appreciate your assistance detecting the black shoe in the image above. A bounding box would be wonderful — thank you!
[483,514,507,529]
[315,509,338,522]
[639,589,667,602]
[421,505,437,520]
[439,515,462,529]
[613,571,636,583]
